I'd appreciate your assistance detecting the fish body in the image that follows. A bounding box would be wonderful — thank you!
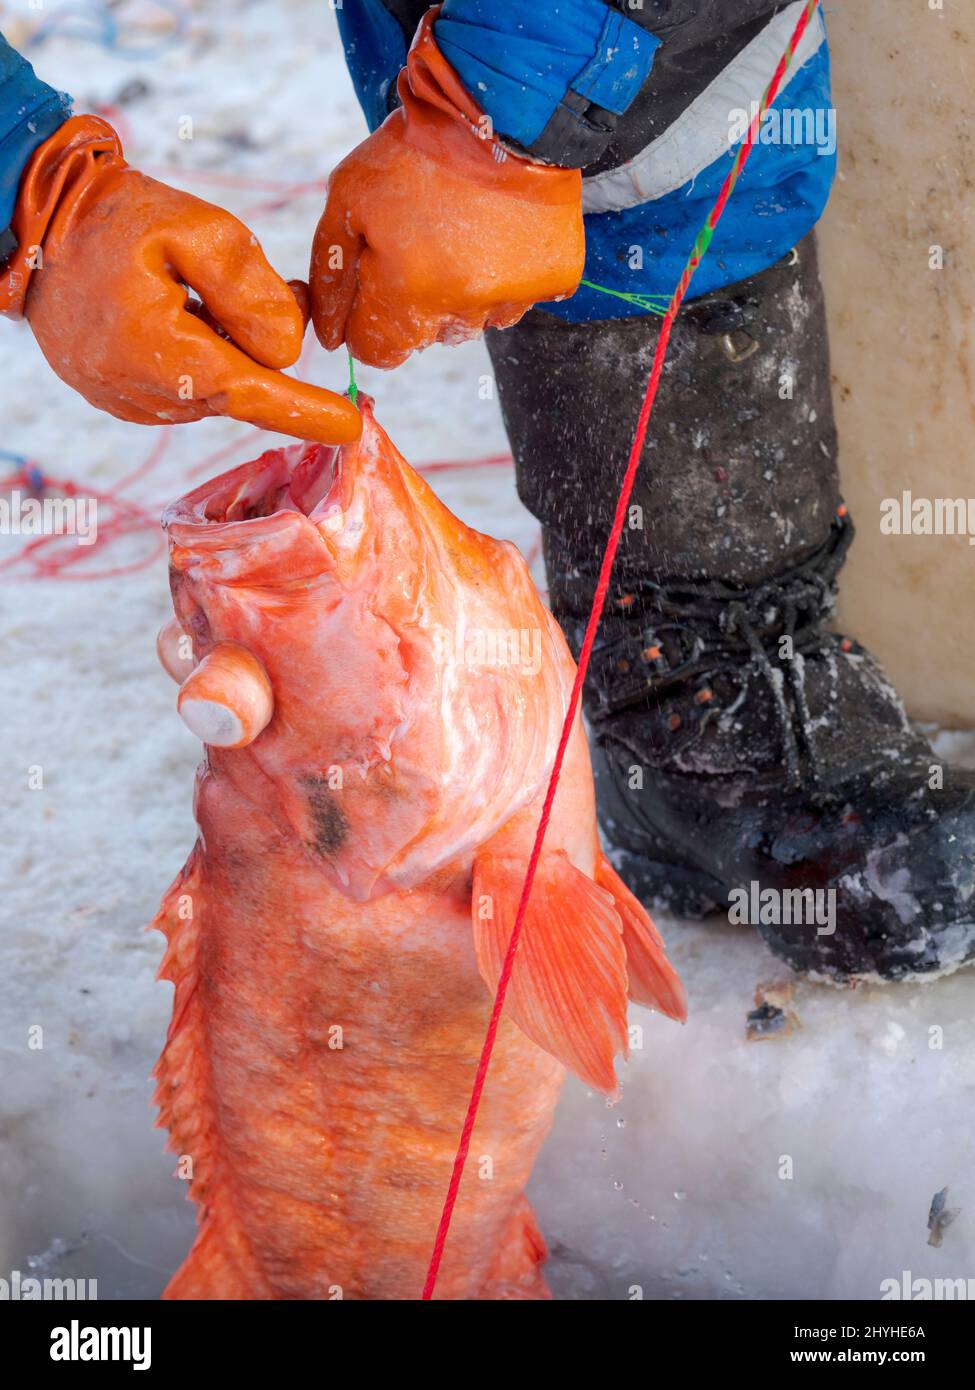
[154,401,684,1299]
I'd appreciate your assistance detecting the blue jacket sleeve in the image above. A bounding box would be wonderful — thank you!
[0,33,72,241]
[435,0,660,166]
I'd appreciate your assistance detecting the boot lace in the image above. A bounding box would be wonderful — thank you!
[586,511,853,789]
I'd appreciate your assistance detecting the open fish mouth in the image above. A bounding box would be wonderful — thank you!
[164,396,391,535]
[161,443,346,586]
[159,405,393,587]
[164,440,344,530]
[161,399,395,587]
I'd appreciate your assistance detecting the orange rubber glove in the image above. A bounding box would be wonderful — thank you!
[310,7,585,370]
[0,115,360,444]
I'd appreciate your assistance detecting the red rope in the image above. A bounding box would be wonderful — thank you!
[0,465,167,581]
[421,0,822,1299]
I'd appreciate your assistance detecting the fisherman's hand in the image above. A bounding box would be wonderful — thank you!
[309,9,584,370]
[1,116,361,445]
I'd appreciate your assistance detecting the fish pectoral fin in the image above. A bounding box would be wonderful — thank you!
[595,852,687,1025]
[471,848,631,1096]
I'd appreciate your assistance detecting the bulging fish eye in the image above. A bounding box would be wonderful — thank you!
[177,643,274,750]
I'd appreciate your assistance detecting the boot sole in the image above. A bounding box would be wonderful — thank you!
[609,846,975,984]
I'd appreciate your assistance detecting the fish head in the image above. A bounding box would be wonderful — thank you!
[163,398,570,899]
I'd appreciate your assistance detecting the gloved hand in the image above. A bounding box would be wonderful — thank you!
[310,7,585,369]
[0,115,361,444]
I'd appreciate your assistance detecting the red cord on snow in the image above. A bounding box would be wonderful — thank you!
[421,0,823,1300]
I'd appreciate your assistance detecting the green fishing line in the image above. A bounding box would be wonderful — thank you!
[347,350,359,406]
[580,278,670,317]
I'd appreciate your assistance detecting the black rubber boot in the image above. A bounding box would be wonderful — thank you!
[486,235,975,982]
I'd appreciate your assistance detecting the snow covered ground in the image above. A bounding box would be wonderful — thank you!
[1,0,973,1301]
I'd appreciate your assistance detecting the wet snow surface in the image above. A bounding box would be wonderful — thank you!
[2,2,973,1301]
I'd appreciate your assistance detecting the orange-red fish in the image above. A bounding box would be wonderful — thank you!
[153,400,685,1300]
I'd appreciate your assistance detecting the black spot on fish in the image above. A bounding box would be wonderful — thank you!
[304,776,348,857]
